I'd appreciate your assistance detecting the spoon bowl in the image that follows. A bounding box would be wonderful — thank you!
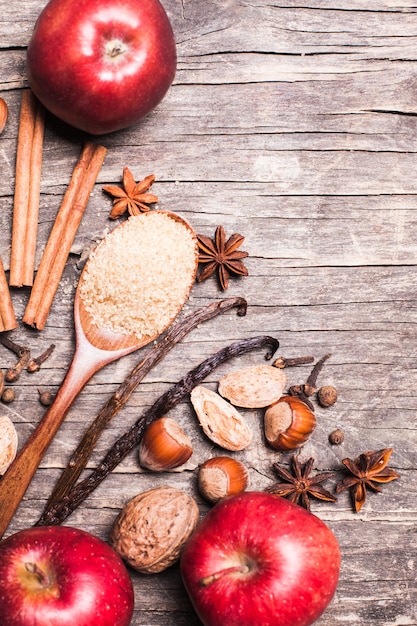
[0,211,198,538]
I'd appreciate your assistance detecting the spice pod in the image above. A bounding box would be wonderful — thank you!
[264,395,316,451]
[218,364,287,408]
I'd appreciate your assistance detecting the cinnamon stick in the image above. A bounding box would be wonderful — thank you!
[0,257,17,332]
[23,142,107,330]
[9,89,46,287]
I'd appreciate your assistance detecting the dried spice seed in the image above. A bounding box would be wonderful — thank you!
[266,455,337,511]
[329,429,344,445]
[273,355,314,369]
[103,168,158,218]
[318,385,338,407]
[0,336,31,383]
[1,388,15,404]
[336,448,399,512]
[27,344,55,373]
[197,225,248,290]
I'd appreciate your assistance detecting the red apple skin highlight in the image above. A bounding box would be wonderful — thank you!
[0,525,134,626]
[180,491,340,626]
[26,0,177,135]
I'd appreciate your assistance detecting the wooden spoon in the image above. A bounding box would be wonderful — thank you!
[0,211,198,539]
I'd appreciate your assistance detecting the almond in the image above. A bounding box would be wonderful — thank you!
[190,385,253,451]
[0,415,18,475]
[110,486,199,574]
[0,98,8,134]
[218,364,287,408]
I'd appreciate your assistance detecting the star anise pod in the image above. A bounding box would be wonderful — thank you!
[266,455,337,511]
[197,225,249,290]
[103,168,158,219]
[336,447,399,513]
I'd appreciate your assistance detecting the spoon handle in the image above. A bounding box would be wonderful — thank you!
[0,342,109,539]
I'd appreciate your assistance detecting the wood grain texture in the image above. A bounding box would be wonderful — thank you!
[1,1,417,624]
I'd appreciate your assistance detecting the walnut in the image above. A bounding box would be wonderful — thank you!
[110,486,199,574]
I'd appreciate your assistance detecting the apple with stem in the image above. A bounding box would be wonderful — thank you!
[26,0,177,135]
[181,491,340,626]
[0,525,134,626]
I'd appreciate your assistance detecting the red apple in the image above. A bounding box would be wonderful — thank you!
[0,525,134,626]
[26,0,177,135]
[181,491,340,626]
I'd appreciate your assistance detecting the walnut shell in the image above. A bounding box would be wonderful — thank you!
[190,385,253,451]
[218,364,287,408]
[0,414,18,475]
[110,486,199,574]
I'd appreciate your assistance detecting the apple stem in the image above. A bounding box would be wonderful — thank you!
[199,564,250,587]
[25,562,50,587]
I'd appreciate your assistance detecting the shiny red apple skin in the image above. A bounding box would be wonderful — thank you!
[0,525,134,626]
[26,0,177,135]
[181,491,340,626]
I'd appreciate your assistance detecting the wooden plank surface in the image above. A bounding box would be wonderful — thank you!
[1,1,417,624]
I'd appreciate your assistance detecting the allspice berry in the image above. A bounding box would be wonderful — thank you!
[38,389,53,406]
[329,429,344,445]
[317,385,338,407]
[1,388,15,404]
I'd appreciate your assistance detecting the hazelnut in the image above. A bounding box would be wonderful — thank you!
[264,396,316,451]
[198,456,249,503]
[317,385,338,407]
[138,416,193,472]
[0,97,8,134]
[110,486,199,574]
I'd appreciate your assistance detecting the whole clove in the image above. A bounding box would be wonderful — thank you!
[0,335,31,383]
[28,344,56,373]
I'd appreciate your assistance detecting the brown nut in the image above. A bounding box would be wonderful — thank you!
[110,486,199,574]
[0,415,18,475]
[264,395,316,451]
[190,386,253,451]
[317,385,338,407]
[198,456,249,504]
[0,370,4,397]
[0,98,8,134]
[138,416,193,472]
[218,364,287,408]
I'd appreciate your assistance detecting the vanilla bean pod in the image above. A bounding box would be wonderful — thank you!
[38,297,247,521]
[37,334,278,526]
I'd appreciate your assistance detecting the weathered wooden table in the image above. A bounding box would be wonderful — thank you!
[1,1,416,624]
